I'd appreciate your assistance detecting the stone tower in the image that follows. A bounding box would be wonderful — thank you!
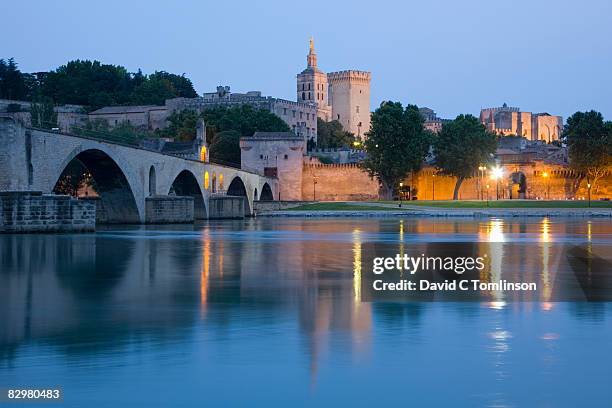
[327,70,371,139]
[296,38,332,122]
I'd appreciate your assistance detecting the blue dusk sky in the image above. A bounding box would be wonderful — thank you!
[4,0,611,120]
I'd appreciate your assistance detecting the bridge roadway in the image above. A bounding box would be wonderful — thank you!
[0,117,278,223]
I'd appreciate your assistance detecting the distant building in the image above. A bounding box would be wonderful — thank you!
[480,103,563,142]
[296,38,332,122]
[88,105,168,130]
[167,87,318,143]
[418,107,449,133]
[240,132,305,201]
[328,70,371,140]
[295,39,372,140]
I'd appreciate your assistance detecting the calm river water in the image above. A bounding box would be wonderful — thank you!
[1,217,612,407]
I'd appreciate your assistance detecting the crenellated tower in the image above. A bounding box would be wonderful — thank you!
[296,38,332,122]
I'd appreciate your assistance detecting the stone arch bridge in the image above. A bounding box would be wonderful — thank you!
[0,117,278,223]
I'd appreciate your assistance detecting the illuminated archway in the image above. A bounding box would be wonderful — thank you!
[200,146,207,162]
[204,171,210,190]
[53,149,140,223]
[212,173,217,193]
[219,174,224,191]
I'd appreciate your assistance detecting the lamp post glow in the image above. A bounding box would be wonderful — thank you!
[490,166,503,200]
[587,183,591,208]
[432,174,436,201]
[399,182,403,208]
[486,184,490,207]
[542,171,549,199]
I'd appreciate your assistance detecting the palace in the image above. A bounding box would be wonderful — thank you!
[296,39,372,139]
[480,103,563,142]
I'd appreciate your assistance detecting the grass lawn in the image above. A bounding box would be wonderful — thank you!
[378,200,612,208]
[285,202,408,211]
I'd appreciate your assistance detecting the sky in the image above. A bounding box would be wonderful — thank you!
[4,0,612,120]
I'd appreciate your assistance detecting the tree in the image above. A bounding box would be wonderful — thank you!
[209,130,241,166]
[203,105,290,137]
[0,58,29,100]
[433,114,497,200]
[564,111,612,192]
[157,109,200,141]
[317,118,355,148]
[30,97,57,129]
[362,102,431,199]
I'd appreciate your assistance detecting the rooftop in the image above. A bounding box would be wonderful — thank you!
[89,105,166,115]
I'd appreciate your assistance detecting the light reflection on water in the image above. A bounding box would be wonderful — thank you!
[0,217,611,407]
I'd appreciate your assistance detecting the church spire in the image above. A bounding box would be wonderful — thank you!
[307,37,317,68]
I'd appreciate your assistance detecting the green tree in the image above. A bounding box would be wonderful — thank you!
[209,130,242,166]
[0,58,29,100]
[30,97,57,129]
[203,105,290,137]
[317,118,355,148]
[362,102,431,199]
[564,111,612,192]
[433,114,497,200]
[158,110,200,141]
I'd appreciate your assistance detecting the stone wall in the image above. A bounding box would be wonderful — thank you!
[208,196,245,219]
[0,192,95,233]
[302,163,379,201]
[145,195,194,224]
[409,165,612,201]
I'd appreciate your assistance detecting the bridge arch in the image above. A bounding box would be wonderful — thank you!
[227,176,252,216]
[168,169,207,219]
[260,182,274,201]
[53,148,140,223]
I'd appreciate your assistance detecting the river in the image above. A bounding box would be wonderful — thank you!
[1,217,611,407]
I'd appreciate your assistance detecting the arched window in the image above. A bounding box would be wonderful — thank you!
[219,174,224,190]
[200,146,207,162]
[212,173,217,193]
[204,171,210,190]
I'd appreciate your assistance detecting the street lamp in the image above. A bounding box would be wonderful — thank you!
[490,166,503,200]
[542,171,549,200]
[432,174,436,201]
[486,184,490,207]
[587,182,591,208]
[478,166,487,200]
[313,175,318,201]
[399,182,403,207]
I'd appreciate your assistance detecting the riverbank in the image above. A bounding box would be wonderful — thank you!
[257,201,612,217]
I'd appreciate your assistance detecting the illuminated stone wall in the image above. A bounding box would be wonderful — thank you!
[301,163,379,201]
[409,165,612,201]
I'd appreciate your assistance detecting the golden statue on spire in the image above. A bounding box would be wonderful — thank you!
[309,37,314,53]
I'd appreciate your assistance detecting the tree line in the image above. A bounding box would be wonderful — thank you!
[363,102,612,200]
[0,58,197,110]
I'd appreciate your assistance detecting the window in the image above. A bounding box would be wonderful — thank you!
[308,92,311,100]
[356,106,360,113]
[284,154,288,160]
[260,154,263,159]
[306,113,310,120]
[337,114,340,120]
[300,112,303,119]
[308,83,311,90]
[283,108,287,115]
[292,110,296,117]
[302,92,305,100]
